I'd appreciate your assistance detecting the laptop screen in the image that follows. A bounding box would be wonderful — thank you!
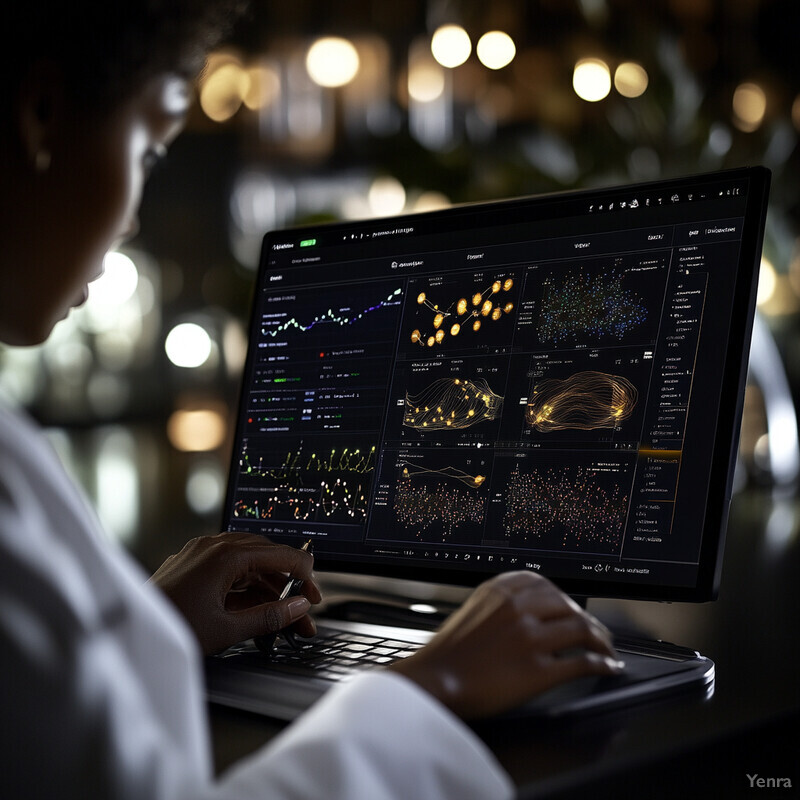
[223,167,770,602]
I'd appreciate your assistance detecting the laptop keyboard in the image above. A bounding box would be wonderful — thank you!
[219,625,424,682]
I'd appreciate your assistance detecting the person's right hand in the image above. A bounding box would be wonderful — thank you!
[388,571,624,719]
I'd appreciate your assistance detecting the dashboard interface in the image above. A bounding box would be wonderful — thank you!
[224,168,769,600]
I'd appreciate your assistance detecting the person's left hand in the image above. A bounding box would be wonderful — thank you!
[149,532,322,655]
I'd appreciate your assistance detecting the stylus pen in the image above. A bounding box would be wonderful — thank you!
[254,539,313,655]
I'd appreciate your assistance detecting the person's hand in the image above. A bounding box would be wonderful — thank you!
[149,532,322,655]
[389,571,624,719]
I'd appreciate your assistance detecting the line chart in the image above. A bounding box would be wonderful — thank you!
[241,444,376,478]
[398,461,486,488]
[261,286,402,338]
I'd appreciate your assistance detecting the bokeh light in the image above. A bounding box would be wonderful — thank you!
[431,25,472,69]
[408,61,446,102]
[614,62,649,97]
[306,37,360,87]
[732,82,767,132]
[167,407,228,452]
[90,251,139,307]
[199,61,247,122]
[368,176,406,216]
[573,58,611,102]
[476,31,516,70]
[165,323,212,368]
[757,258,776,306]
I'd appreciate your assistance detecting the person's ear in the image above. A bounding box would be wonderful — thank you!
[17,61,65,175]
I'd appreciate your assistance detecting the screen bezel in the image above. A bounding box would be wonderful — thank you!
[224,166,771,603]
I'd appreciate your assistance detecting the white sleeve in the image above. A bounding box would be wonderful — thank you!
[216,671,514,800]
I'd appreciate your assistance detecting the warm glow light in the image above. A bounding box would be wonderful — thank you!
[573,58,611,102]
[165,323,212,368]
[242,64,280,110]
[167,408,227,452]
[733,82,767,132]
[408,62,446,102]
[199,62,247,122]
[476,31,516,70]
[792,95,800,132]
[757,258,776,306]
[306,37,360,88]
[413,191,450,211]
[90,251,139,306]
[368,176,406,216]
[431,25,471,68]
[614,62,649,98]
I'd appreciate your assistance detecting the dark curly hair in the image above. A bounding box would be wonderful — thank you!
[5,1,249,111]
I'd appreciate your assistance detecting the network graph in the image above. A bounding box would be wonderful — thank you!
[261,286,403,339]
[538,268,647,345]
[403,377,504,431]
[503,465,628,552]
[526,371,639,432]
[393,467,487,540]
[410,277,515,350]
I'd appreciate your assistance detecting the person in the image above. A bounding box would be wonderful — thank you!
[0,3,624,797]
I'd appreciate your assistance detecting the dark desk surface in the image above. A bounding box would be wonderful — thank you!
[208,490,800,796]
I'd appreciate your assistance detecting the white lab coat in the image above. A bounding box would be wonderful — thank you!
[0,402,512,799]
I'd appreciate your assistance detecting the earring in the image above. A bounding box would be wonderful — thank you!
[34,150,51,173]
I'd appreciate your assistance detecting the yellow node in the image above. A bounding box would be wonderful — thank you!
[457,299,468,315]
[504,302,514,313]
[433,313,444,328]
[503,278,513,291]
[492,280,501,293]
[427,336,435,347]
[473,320,481,331]
[417,292,426,304]
[472,293,482,305]
[450,323,461,336]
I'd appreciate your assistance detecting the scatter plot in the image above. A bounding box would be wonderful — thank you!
[404,377,504,431]
[410,277,516,350]
[233,479,369,523]
[526,371,638,432]
[503,465,628,552]
[538,269,647,345]
[394,469,487,540]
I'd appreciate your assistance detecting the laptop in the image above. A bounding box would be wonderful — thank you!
[206,166,770,720]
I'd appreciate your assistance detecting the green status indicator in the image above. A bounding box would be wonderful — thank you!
[300,238,317,247]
